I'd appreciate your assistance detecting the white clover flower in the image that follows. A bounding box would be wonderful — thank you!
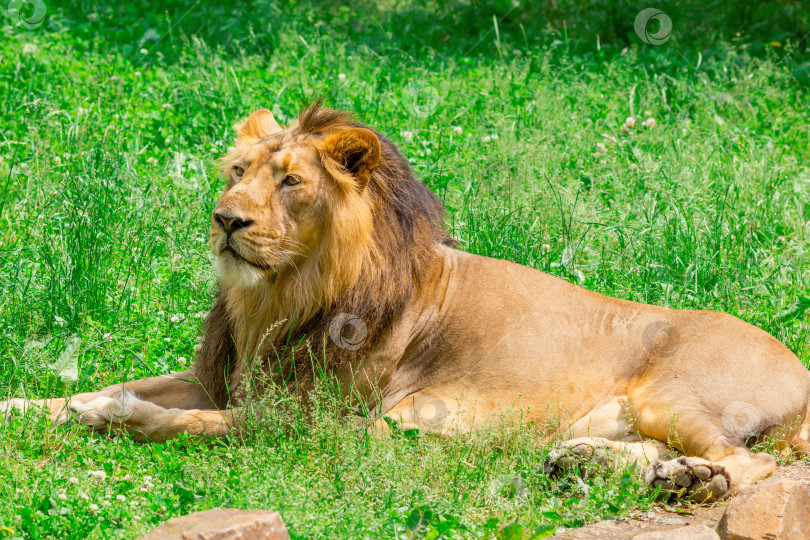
[642,118,657,128]
[541,244,551,254]
[170,315,180,323]
[89,503,99,512]
[177,357,187,365]
[89,470,106,480]
[116,494,126,502]
[193,343,202,352]
[143,475,153,482]
[623,116,636,129]
[491,133,499,140]
[69,477,78,484]
[102,333,111,341]
[164,337,171,342]
[482,135,491,143]
[58,493,67,500]
[54,156,62,165]
[452,126,463,135]
[337,73,346,82]
[596,142,608,153]
[400,131,414,142]
[157,310,165,317]
[102,500,111,507]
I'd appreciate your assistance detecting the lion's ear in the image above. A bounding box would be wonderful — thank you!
[236,109,283,139]
[323,128,381,188]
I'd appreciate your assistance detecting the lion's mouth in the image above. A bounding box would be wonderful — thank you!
[221,245,274,271]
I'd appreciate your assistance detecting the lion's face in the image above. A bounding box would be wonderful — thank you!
[211,108,380,288]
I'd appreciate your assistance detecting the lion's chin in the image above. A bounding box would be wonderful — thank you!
[213,252,270,289]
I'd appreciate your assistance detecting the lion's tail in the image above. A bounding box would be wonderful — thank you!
[788,371,810,457]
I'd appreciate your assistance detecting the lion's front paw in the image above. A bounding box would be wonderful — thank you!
[643,456,730,503]
[66,391,163,442]
[542,438,614,477]
[0,398,33,419]
[68,391,138,429]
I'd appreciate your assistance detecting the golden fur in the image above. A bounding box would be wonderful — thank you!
[3,102,810,505]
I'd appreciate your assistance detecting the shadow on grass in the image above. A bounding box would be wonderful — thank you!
[35,0,810,67]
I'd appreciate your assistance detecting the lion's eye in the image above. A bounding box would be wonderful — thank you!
[282,174,301,186]
[233,165,245,177]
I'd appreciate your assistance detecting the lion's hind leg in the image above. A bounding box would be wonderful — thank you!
[633,401,777,502]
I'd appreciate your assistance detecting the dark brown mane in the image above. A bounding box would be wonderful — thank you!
[292,101,455,369]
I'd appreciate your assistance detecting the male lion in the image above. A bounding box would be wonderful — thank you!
[3,102,809,502]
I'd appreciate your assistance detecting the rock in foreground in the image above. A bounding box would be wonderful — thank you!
[717,477,810,540]
[139,508,289,540]
[634,524,720,539]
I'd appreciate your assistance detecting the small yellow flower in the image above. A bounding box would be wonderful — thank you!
[769,41,781,47]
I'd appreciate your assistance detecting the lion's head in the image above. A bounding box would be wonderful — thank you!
[211,106,380,290]
[199,102,454,392]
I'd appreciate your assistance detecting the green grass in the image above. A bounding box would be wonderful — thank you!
[1,0,810,538]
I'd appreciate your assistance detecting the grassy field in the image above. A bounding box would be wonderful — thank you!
[1,1,809,538]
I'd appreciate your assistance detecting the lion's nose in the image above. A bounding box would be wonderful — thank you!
[214,211,254,235]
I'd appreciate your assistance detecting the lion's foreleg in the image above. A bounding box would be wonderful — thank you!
[1,371,221,424]
[69,391,241,442]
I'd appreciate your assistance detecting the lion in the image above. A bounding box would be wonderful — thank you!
[3,102,809,503]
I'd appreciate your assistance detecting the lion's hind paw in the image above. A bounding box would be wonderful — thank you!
[542,438,615,477]
[643,456,729,503]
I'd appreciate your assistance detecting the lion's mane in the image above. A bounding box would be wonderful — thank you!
[193,102,455,404]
